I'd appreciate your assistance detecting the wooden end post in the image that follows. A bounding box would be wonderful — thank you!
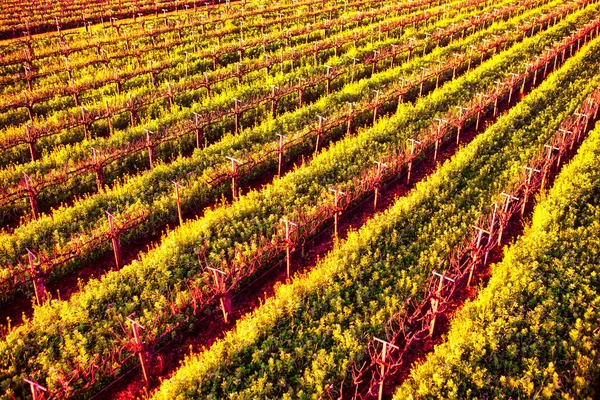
[26,249,45,306]
[373,337,399,400]
[542,144,559,188]
[315,115,327,155]
[126,317,150,387]
[373,161,388,211]
[144,129,155,169]
[406,138,421,184]
[207,267,231,323]
[23,378,47,400]
[433,118,447,162]
[106,211,123,268]
[226,156,241,199]
[193,112,204,149]
[280,218,297,279]
[430,271,455,336]
[522,167,541,216]
[373,89,383,125]
[92,147,104,190]
[324,65,333,94]
[454,106,468,144]
[23,173,39,220]
[277,134,287,177]
[233,98,242,134]
[270,85,279,117]
[328,188,346,237]
[172,181,183,226]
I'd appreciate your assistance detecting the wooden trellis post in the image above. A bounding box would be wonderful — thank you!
[542,144,560,188]
[235,62,242,84]
[390,44,398,68]
[172,181,183,226]
[206,266,232,323]
[508,73,520,104]
[193,112,204,149]
[270,85,279,117]
[469,225,491,286]
[23,91,34,121]
[557,128,572,166]
[498,192,519,244]
[435,59,442,88]
[543,48,552,77]
[574,112,589,141]
[522,166,540,216]
[532,56,544,86]
[373,161,388,210]
[350,57,360,82]
[419,67,428,97]
[372,50,380,75]
[433,118,448,161]
[23,378,47,400]
[23,65,33,92]
[485,204,498,265]
[280,218,297,278]
[105,100,113,136]
[106,211,123,268]
[277,133,287,177]
[407,37,416,62]
[204,72,211,98]
[25,123,37,162]
[475,93,489,131]
[373,337,399,400]
[324,65,333,94]
[406,138,421,184]
[430,271,455,336]
[520,64,529,94]
[92,147,104,190]
[397,78,408,110]
[128,93,136,125]
[184,51,191,77]
[422,33,431,57]
[467,45,476,71]
[493,80,504,116]
[346,101,355,135]
[226,156,241,199]
[297,77,305,106]
[315,115,327,154]
[454,106,468,144]
[451,52,461,79]
[373,89,383,124]
[126,317,150,387]
[26,249,45,306]
[167,82,174,107]
[144,129,155,168]
[23,173,39,220]
[233,98,242,134]
[329,187,345,237]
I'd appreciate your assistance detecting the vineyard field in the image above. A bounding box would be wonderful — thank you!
[0,0,599,399]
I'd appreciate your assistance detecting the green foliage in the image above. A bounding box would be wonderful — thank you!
[395,118,600,400]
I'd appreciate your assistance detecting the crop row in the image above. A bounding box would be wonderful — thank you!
[0,4,596,397]
[0,0,504,221]
[395,108,600,399]
[0,0,391,103]
[0,0,568,300]
[353,84,600,398]
[0,0,230,39]
[0,0,368,67]
[0,0,451,162]
[149,27,600,400]
[0,0,402,122]
[0,0,392,88]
